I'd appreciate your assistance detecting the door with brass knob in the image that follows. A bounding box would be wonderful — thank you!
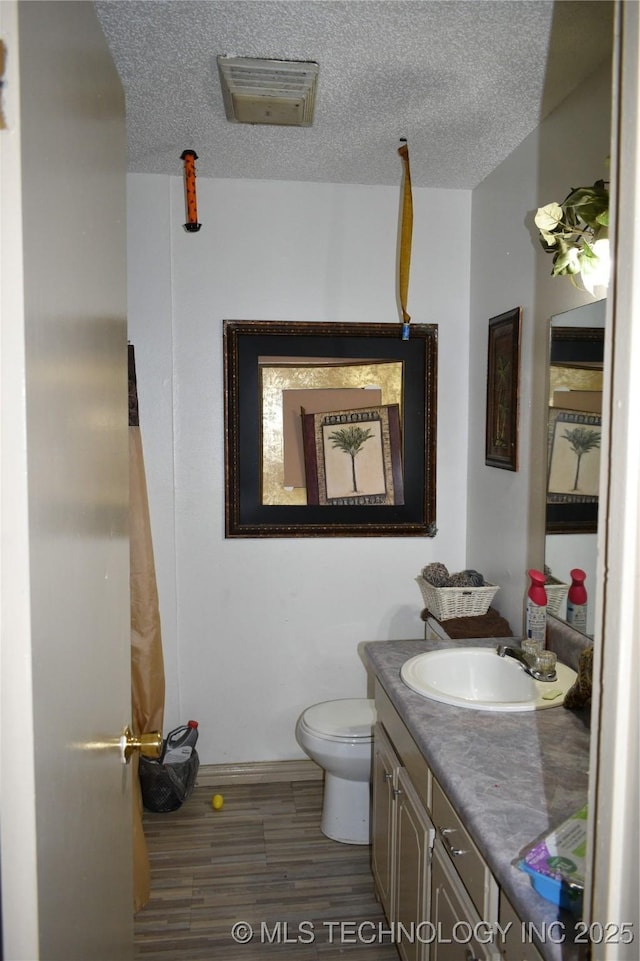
[1,2,134,955]
[120,727,163,764]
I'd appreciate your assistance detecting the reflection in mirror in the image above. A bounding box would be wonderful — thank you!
[544,299,606,638]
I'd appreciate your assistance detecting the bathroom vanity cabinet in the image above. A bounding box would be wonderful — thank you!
[373,680,545,961]
[373,682,500,960]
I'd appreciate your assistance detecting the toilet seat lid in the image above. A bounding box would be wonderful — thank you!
[303,699,376,739]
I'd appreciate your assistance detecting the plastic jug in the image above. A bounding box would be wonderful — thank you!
[162,721,199,763]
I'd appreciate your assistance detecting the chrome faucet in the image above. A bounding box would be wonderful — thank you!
[496,644,557,682]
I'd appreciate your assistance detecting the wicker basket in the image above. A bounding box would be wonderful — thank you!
[416,576,500,621]
[545,576,569,617]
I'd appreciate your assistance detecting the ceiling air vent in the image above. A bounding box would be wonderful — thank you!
[217,56,319,127]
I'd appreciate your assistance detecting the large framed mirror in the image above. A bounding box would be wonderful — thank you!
[544,298,606,637]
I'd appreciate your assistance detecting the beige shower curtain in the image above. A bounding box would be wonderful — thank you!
[129,345,166,912]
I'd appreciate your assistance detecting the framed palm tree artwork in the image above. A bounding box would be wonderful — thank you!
[546,408,601,534]
[302,404,404,506]
[485,307,522,470]
[223,320,437,537]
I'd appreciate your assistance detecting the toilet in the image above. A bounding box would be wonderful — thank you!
[295,698,377,845]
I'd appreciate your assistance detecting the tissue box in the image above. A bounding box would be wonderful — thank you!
[518,805,587,913]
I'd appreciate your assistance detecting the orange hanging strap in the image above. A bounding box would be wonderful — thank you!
[397,141,413,340]
[181,149,202,232]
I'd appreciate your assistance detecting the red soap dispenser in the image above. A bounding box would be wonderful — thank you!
[567,569,588,633]
[526,569,547,645]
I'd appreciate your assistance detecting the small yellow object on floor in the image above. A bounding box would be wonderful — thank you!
[212,793,224,810]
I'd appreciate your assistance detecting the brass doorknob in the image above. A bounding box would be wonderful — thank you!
[120,726,162,764]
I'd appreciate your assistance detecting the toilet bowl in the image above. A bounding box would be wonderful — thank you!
[295,698,376,845]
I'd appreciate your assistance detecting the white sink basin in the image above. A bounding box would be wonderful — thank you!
[400,647,577,712]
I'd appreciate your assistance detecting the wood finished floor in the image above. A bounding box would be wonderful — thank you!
[135,779,399,960]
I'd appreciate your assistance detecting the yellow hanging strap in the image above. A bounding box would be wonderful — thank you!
[397,140,413,340]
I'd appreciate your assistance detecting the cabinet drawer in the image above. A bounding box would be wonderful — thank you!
[375,681,430,806]
[432,777,498,920]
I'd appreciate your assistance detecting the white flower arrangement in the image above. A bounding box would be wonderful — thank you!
[535,180,610,294]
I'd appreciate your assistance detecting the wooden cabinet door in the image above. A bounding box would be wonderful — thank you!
[394,767,435,961]
[372,723,398,917]
[498,894,545,961]
[430,843,500,961]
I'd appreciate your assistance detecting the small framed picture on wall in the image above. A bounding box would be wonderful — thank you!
[485,306,522,471]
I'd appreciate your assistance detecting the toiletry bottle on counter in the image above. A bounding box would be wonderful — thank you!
[526,569,547,645]
[567,569,588,633]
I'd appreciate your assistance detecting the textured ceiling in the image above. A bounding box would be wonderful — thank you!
[95,0,614,189]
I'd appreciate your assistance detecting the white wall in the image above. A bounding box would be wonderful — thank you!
[128,56,612,764]
[468,60,612,632]
[127,176,471,762]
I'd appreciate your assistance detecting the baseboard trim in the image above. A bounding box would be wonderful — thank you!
[197,759,323,786]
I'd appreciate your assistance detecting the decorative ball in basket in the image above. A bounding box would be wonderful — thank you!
[417,564,499,621]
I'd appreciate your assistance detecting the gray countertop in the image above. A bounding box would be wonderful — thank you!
[362,637,590,961]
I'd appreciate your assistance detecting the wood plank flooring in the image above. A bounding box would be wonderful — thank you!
[135,779,399,960]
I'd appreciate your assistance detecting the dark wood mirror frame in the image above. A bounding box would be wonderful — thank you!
[223,320,438,538]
